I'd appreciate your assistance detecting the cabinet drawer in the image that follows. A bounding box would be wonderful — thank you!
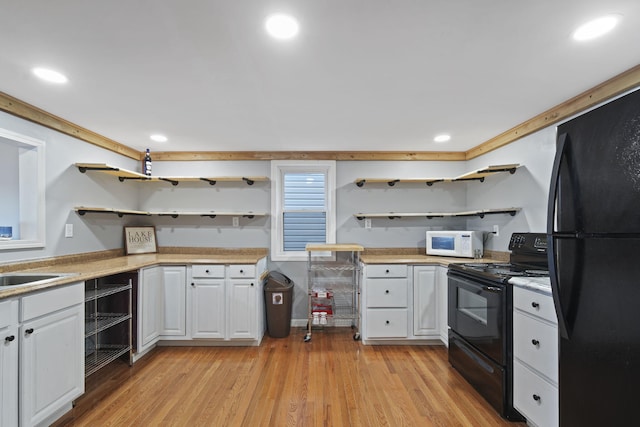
[366,264,407,278]
[366,279,408,307]
[366,309,408,338]
[20,282,84,322]
[513,311,558,383]
[228,264,255,278]
[513,360,559,427]
[513,286,557,324]
[192,265,225,278]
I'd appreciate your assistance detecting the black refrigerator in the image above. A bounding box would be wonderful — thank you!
[548,87,640,427]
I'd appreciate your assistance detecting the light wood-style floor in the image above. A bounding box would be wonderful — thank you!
[60,328,526,426]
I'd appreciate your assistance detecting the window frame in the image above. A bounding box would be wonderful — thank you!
[0,128,46,250]
[270,160,336,261]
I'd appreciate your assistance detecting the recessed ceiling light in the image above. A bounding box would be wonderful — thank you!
[434,134,451,143]
[573,15,620,41]
[150,134,168,142]
[265,14,299,40]
[32,67,68,84]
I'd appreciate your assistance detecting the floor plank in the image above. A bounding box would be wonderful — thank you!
[59,328,526,426]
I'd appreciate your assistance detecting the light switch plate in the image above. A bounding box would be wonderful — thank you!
[65,223,73,238]
[365,218,372,229]
[232,217,239,227]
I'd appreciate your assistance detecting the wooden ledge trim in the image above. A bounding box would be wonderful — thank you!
[0,91,141,160]
[150,151,466,161]
[466,63,640,159]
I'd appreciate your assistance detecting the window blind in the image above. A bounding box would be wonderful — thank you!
[283,173,326,251]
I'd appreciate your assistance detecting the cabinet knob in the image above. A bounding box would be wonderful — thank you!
[531,339,540,346]
[205,269,210,274]
[25,328,34,335]
[385,320,390,325]
[385,269,390,274]
[240,269,244,273]
[250,283,254,287]
[191,283,195,287]
[532,394,541,402]
[385,290,390,294]
[531,301,540,308]
[4,335,15,342]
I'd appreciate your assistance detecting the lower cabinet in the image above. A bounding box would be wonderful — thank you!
[138,259,266,352]
[20,282,85,427]
[362,263,447,345]
[0,299,18,427]
[512,285,558,427]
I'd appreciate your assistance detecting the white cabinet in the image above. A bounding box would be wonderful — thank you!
[362,264,409,341]
[19,282,84,427]
[413,266,438,338]
[160,266,187,337]
[362,263,448,345]
[138,266,163,353]
[436,266,448,344]
[512,284,558,427]
[0,299,18,427]
[190,262,264,342]
[191,271,225,339]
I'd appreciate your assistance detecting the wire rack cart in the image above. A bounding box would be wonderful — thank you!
[304,243,364,342]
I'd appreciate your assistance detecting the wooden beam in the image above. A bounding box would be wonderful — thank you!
[0,91,141,160]
[466,63,640,159]
[150,150,466,161]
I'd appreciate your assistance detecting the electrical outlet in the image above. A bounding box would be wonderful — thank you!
[65,223,73,238]
[365,218,372,229]
[232,217,239,227]
[493,225,499,236]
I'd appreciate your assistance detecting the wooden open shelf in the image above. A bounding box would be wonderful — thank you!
[76,163,269,186]
[354,164,520,187]
[74,207,267,219]
[353,207,521,220]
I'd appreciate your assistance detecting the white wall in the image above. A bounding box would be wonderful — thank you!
[0,108,558,318]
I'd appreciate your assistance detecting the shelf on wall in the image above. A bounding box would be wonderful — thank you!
[75,163,269,186]
[74,206,268,219]
[353,207,521,220]
[354,164,520,187]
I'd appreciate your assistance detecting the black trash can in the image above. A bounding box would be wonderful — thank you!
[264,271,294,338]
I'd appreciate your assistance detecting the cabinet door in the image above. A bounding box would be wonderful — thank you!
[413,266,439,337]
[0,300,18,427]
[228,280,256,340]
[20,304,84,427]
[138,267,162,352]
[191,280,225,339]
[161,266,186,336]
[436,266,449,344]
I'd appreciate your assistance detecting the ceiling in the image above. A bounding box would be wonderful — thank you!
[1,1,639,153]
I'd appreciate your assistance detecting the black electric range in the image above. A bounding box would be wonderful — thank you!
[447,232,548,421]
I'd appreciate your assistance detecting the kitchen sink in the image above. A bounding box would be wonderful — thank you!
[0,273,76,287]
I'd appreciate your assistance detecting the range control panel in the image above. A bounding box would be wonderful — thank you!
[508,232,548,253]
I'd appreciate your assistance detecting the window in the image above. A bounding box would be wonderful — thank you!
[0,128,46,250]
[271,161,336,261]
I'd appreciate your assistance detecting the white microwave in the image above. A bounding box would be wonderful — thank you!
[426,230,483,258]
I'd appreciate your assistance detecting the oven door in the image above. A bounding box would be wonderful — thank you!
[448,272,505,365]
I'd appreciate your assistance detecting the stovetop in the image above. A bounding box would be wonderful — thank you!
[448,232,550,283]
[449,262,549,283]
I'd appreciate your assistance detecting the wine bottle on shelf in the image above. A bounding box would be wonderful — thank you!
[143,148,152,176]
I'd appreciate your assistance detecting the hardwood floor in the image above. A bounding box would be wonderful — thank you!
[60,328,526,426]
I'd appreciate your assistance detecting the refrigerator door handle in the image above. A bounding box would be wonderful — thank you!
[548,132,571,339]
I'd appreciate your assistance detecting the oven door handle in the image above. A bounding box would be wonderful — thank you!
[482,286,503,293]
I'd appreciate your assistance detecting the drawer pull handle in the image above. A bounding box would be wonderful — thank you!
[5,335,15,342]
[205,269,210,273]
[385,269,390,274]
[25,328,34,335]
[531,302,540,308]
[240,269,244,273]
[532,394,541,402]
[532,339,540,346]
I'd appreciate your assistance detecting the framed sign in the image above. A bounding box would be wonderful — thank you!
[124,226,157,255]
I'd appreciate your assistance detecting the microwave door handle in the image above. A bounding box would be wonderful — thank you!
[482,286,503,293]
